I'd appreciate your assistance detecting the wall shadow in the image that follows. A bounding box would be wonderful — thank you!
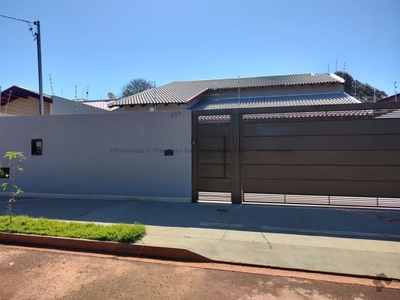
[2,197,400,242]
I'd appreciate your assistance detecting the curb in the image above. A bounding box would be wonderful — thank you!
[1,232,399,282]
[0,193,191,203]
[0,232,211,262]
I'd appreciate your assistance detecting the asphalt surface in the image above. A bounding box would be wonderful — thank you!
[1,245,399,300]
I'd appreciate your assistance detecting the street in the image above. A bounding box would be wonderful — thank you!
[0,245,398,300]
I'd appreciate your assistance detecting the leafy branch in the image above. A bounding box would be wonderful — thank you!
[1,151,26,223]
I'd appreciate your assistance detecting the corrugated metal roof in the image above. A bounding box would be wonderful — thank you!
[109,73,344,107]
[192,92,360,110]
[241,110,373,121]
[375,109,400,118]
[198,108,373,124]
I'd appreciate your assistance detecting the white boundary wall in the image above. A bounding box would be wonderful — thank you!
[51,96,108,114]
[0,111,192,202]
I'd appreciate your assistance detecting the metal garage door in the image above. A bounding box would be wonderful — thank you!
[192,102,400,208]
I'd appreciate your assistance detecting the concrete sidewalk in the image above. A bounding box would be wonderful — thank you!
[1,197,400,279]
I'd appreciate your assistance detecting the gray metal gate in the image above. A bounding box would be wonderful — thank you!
[192,102,400,208]
[192,115,232,202]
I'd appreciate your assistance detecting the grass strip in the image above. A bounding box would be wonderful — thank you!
[0,215,146,244]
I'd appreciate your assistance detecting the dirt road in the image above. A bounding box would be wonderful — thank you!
[0,245,398,300]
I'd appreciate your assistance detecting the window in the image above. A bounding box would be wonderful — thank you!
[0,167,10,178]
[31,139,43,156]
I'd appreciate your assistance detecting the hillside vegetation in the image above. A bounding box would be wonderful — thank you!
[334,71,387,102]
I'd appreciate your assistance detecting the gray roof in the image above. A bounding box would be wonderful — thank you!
[192,92,360,110]
[79,100,119,111]
[198,109,373,123]
[109,73,345,107]
[375,109,400,119]
[198,109,374,124]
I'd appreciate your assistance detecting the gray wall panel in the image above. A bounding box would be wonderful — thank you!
[198,124,231,137]
[243,135,400,151]
[242,150,400,166]
[243,119,400,137]
[198,151,232,164]
[198,164,231,178]
[242,117,400,197]
[243,165,400,181]
[198,137,231,151]
[198,178,231,192]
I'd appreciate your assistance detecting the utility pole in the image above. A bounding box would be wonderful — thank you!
[34,21,44,115]
[0,15,44,115]
[395,81,398,102]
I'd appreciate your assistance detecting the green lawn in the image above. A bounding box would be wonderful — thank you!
[0,215,146,244]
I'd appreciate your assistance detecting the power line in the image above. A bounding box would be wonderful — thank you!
[0,14,31,23]
[0,14,36,40]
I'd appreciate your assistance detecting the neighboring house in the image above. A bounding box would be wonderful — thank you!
[0,86,108,115]
[377,94,398,103]
[375,94,400,119]
[1,86,52,115]
[109,73,360,112]
[74,99,120,112]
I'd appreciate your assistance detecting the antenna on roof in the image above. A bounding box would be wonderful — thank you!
[343,62,346,74]
[49,74,54,95]
[86,86,89,100]
[153,81,157,112]
[335,60,338,72]
[75,86,77,100]
[5,90,12,114]
[238,76,241,100]
[107,92,116,100]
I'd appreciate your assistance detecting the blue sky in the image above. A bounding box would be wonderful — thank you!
[1,0,399,100]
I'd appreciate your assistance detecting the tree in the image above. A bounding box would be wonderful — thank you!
[334,71,354,95]
[1,151,26,223]
[334,71,387,102]
[120,78,155,98]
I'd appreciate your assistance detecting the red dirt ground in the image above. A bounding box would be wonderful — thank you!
[0,245,399,300]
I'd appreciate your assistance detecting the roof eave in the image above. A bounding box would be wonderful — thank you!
[1,85,53,105]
